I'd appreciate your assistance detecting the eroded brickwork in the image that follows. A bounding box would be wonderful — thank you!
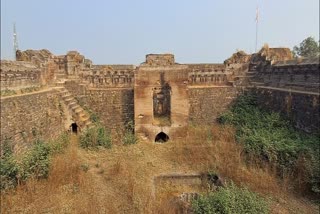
[188,87,240,125]
[0,60,42,90]
[1,46,319,152]
[0,90,66,153]
[79,88,134,131]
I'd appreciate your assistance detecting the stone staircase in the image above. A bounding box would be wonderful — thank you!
[245,62,265,87]
[55,87,94,131]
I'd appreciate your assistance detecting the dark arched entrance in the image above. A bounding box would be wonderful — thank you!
[71,123,78,134]
[155,132,169,143]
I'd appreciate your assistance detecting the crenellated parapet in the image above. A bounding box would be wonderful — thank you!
[82,64,135,88]
[187,64,232,86]
[0,60,42,90]
[253,57,319,93]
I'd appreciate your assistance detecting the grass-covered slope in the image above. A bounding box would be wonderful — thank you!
[219,94,319,193]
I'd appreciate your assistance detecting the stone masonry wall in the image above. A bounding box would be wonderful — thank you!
[79,89,134,131]
[0,90,66,154]
[0,60,42,90]
[252,57,320,133]
[255,88,319,133]
[64,81,134,131]
[188,86,240,125]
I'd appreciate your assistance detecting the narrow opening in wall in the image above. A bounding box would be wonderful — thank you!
[155,132,169,143]
[71,123,78,134]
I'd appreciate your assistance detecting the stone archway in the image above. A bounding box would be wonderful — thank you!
[155,132,169,143]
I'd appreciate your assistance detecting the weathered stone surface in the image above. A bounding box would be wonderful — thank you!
[0,90,66,154]
[1,46,319,153]
[0,60,42,89]
[144,54,175,66]
[188,86,239,124]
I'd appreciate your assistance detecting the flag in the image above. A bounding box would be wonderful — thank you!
[255,6,259,23]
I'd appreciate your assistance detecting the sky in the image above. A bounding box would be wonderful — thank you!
[1,0,319,64]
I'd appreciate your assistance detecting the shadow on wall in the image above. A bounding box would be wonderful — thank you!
[155,132,169,143]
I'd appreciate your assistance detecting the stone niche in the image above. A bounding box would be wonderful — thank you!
[152,72,171,126]
[146,54,175,66]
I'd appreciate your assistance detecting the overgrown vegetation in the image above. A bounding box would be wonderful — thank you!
[192,182,269,214]
[20,86,42,94]
[122,121,138,145]
[79,124,112,149]
[219,93,320,193]
[0,134,70,191]
[0,89,17,97]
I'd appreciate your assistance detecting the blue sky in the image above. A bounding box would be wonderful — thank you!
[1,0,319,64]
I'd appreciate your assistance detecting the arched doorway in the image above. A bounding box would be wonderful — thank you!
[71,123,78,134]
[155,132,169,143]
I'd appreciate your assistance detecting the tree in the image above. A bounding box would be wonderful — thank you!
[292,37,320,58]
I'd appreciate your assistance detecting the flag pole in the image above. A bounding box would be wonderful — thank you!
[255,18,258,52]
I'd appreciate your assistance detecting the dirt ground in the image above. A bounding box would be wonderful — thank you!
[1,126,318,214]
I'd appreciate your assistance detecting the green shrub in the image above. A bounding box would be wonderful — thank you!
[0,134,70,190]
[49,133,70,154]
[192,182,269,214]
[20,139,51,180]
[80,125,112,149]
[0,89,17,97]
[219,93,320,192]
[123,132,138,145]
[0,154,19,190]
[80,163,90,172]
[122,121,138,145]
[20,86,41,94]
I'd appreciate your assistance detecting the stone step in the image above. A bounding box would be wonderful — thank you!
[65,98,75,104]
[85,120,93,127]
[79,116,89,122]
[62,94,73,99]
[70,103,80,110]
[60,90,69,96]
[55,82,65,87]
[86,124,95,130]
[74,107,83,114]
[79,113,89,120]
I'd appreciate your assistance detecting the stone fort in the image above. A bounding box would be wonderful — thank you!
[1,46,319,152]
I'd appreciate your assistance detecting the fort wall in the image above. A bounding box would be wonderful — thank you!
[255,88,319,133]
[80,88,134,131]
[188,86,240,125]
[252,55,319,133]
[1,48,318,153]
[0,90,66,154]
[0,60,42,90]
[64,81,134,131]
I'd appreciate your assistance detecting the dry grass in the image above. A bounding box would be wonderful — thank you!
[1,125,318,214]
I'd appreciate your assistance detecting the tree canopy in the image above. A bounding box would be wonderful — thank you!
[292,37,320,58]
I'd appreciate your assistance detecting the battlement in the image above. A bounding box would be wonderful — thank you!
[0,60,42,90]
[144,54,175,66]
